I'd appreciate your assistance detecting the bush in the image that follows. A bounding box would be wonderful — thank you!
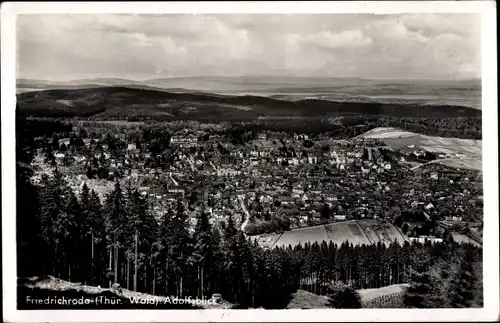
[303,140,314,148]
[327,283,362,309]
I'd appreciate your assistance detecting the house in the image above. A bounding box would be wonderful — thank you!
[167,188,185,196]
[311,210,320,219]
[334,215,346,221]
[312,196,323,206]
[127,143,137,150]
[410,237,443,244]
[307,157,318,164]
[58,138,71,146]
[445,216,463,222]
[292,188,304,195]
[280,196,293,205]
[170,135,198,148]
[138,186,150,195]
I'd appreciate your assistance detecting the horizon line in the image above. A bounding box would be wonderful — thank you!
[17,75,482,83]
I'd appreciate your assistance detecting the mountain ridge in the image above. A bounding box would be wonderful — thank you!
[16,85,482,120]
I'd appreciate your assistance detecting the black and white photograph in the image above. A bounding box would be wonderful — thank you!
[2,2,498,322]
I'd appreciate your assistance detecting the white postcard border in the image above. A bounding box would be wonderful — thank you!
[2,1,498,322]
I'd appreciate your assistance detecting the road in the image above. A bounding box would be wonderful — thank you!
[169,173,179,186]
[187,157,196,172]
[209,161,217,172]
[238,195,251,232]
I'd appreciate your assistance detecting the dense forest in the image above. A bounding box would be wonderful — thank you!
[16,112,483,309]
[17,86,481,139]
[224,115,482,140]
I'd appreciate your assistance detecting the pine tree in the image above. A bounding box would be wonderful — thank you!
[66,190,82,282]
[403,247,443,308]
[88,189,105,286]
[222,214,239,301]
[190,208,214,298]
[165,201,190,297]
[134,190,157,294]
[51,134,60,151]
[448,246,477,308]
[233,230,253,305]
[104,181,126,286]
[37,169,74,279]
[320,203,332,219]
[16,162,43,276]
[155,207,173,295]
[209,226,225,296]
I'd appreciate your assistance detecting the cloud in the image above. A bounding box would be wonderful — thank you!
[301,30,373,50]
[17,14,481,80]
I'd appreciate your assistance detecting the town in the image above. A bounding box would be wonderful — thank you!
[30,119,483,248]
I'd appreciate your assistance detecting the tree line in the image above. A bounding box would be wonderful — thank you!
[223,115,481,142]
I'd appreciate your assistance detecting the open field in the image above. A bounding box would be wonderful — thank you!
[436,158,482,170]
[253,220,407,249]
[286,290,330,309]
[358,284,408,302]
[286,284,409,309]
[92,120,146,126]
[359,127,482,170]
[359,284,408,308]
[357,219,408,245]
[273,220,370,248]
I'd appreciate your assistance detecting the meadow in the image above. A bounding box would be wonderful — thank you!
[254,219,407,249]
[359,127,482,170]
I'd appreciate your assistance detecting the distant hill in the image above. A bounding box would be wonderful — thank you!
[16,86,481,120]
[17,76,481,109]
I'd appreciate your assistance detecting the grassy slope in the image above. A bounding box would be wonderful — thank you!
[17,86,481,120]
[286,284,408,309]
[258,220,406,249]
[359,127,482,170]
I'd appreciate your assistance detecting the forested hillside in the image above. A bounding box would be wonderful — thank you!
[17,86,481,119]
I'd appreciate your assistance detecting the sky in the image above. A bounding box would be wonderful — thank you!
[17,14,481,81]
